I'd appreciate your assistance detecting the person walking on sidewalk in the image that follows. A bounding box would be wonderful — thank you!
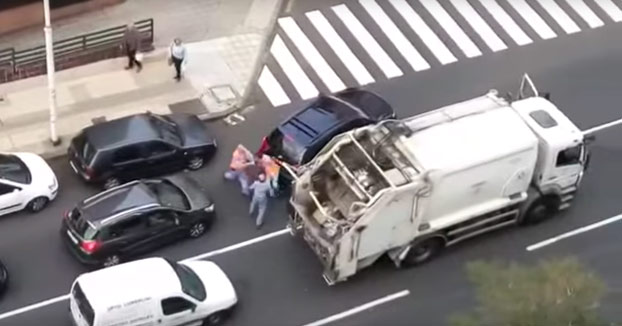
[249,173,275,229]
[168,38,187,81]
[121,23,142,72]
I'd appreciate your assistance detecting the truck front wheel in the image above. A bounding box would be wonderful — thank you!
[402,237,445,267]
[520,196,559,225]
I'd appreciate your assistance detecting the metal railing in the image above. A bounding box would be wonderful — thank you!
[0,18,153,72]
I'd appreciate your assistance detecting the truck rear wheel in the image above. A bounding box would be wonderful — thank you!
[520,196,559,225]
[402,237,444,267]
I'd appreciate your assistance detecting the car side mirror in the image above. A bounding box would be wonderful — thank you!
[13,188,21,192]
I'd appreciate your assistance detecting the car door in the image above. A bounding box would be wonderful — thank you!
[106,215,153,257]
[0,181,25,216]
[144,210,186,249]
[110,144,148,181]
[142,141,183,177]
[159,297,203,326]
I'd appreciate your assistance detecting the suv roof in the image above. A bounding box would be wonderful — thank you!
[78,181,160,226]
[82,114,162,150]
[76,257,181,312]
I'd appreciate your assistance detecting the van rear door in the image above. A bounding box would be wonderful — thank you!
[70,282,96,326]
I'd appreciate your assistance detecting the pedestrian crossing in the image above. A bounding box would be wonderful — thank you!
[258,0,622,108]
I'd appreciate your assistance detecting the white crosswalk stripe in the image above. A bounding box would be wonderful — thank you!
[359,0,430,71]
[507,0,557,39]
[258,0,621,108]
[270,35,319,100]
[278,17,346,93]
[535,0,581,34]
[478,0,532,46]
[565,0,604,28]
[450,0,507,52]
[306,10,375,86]
[420,0,481,58]
[389,0,457,65]
[332,4,403,79]
[258,66,291,107]
[592,0,622,22]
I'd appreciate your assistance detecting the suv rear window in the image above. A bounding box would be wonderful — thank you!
[72,282,95,326]
[69,209,98,240]
[73,134,96,165]
[267,129,306,165]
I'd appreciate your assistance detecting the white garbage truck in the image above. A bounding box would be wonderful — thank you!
[286,74,622,285]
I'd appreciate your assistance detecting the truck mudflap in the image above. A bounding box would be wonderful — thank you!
[286,201,303,236]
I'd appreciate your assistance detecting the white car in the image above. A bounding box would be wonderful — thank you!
[0,153,58,216]
[69,257,238,326]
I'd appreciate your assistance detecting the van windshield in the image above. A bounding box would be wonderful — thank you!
[72,283,95,326]
[166,260,206,301]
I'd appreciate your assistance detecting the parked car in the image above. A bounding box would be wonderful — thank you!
[0,152,58,216]
[0,259,7,297]
[257,88,395,188]
[68,112,217,189]
[61,173,215,267]
[69,257,237,326]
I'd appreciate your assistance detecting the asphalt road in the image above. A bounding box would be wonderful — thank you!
[3,3,622,326]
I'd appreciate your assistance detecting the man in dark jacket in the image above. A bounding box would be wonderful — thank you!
[121,24,142,72]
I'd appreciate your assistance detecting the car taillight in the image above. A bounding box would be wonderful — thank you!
[84,167,94,179]
[80,240,101,254]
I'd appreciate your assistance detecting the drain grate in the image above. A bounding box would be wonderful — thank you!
[169,99,208,115]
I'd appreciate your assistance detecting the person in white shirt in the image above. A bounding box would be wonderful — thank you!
[168,38,187,81]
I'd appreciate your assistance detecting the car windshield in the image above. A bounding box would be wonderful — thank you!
[0,154,31,184]
[147,181,190,210]
[166,259,206,301]
[151,115,182,146]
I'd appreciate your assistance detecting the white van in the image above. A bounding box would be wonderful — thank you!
[69,257,238,326]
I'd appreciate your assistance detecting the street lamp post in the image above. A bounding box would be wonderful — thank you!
[43,0,60,146]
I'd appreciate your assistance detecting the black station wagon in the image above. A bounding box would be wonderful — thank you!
[68,112,217,189]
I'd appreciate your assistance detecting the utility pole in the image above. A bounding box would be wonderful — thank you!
[43,0,60,145]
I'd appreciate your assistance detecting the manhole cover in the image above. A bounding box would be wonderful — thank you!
[169,99,208,115]
[209,85,238,103]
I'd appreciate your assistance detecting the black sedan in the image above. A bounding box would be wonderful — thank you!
[68,112,217,189]
[61,173,215,267]
[0,259,7,296]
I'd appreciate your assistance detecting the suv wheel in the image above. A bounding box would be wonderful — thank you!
[102,254,121,267]
[187,157,204,170]
[189,222,207,238]
[103,177,121,189]
[28,197,49,213]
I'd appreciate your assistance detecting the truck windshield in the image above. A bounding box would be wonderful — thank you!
[72,283,95,326]
[166,260,206,301]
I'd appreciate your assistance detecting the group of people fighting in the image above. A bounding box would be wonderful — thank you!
[224,145,280,229]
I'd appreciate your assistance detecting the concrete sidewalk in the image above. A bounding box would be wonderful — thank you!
[0,0,282,159]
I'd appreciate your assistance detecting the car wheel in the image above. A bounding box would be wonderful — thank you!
[203,310,228,326]
[402,237,444,268]
[187,157,204,170]
[103,177,121,189]
[102,255,121,268]
[27,197,49,213]
[188,222,207,238]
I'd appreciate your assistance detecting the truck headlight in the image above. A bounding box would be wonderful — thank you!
[204,204,215,213]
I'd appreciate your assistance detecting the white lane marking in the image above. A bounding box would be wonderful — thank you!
[270,35,319,100]
[565,0,604,28]
[478,0,532,46]
[359,0,430,71]
[258,66,291,107]
[278,17,346,93]
[419,0,481,58]
[535,0,581,34]
[301,290,411,326]
[526,214,622,251]
[507,0,557,39]
[449,0,507,52]
[0,229,290,321]
[332,4,403,79]
[592,0,622,22]
[389,0,457,65]
[306,10,375,86]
